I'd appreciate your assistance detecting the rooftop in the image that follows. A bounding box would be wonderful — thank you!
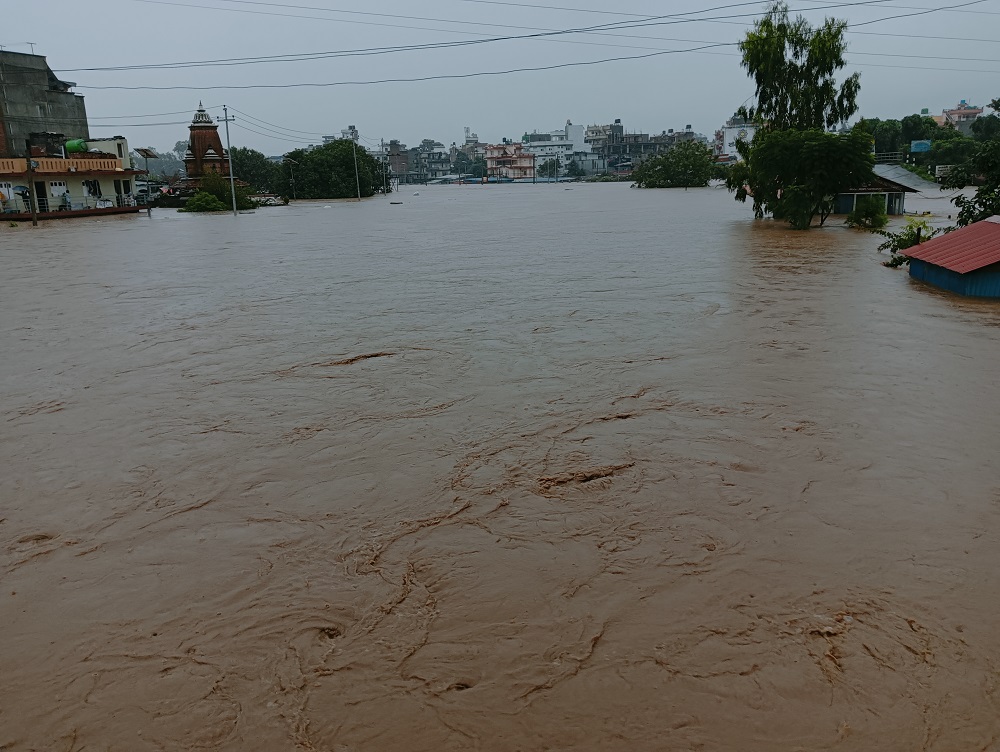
[907,216,1000,274]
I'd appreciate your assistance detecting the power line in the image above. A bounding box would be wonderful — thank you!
[85,0,904,71]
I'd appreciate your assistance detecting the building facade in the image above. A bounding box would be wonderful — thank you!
[485,142,535,181]
[0,134,143,218]
[0,51,89,159]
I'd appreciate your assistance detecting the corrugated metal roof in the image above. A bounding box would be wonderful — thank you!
[907,216,1000,274]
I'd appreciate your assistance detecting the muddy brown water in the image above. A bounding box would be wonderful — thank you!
[2,184,999,751]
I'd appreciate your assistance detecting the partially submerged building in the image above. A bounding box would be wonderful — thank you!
[906,216,1000,297]
[834,174,916,216]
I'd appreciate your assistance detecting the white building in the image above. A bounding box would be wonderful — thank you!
[716,115,757,161]
[521,120,600,176]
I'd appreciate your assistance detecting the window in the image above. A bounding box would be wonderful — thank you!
[82,179,101,197]
[117,143,125,158]
[49,181,68,197]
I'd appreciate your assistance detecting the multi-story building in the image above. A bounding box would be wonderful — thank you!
[0,51,89,158]
[484,142,535,181]
[408,139,451,181]
[520,120,603,176]
[935,100,984,136]
[0,133,144,219]
[713,115,757,162]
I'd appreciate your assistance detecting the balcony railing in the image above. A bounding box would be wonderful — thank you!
[1,193,138,213]
[0,157,127,175]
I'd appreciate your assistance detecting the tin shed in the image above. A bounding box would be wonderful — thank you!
[906,216,1000,297]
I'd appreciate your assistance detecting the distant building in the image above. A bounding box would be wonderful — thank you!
[484,142,534,181]
[408,139,451,181]
[939,100,984,136]
[714,114,757,162]
[0,51,89,158]
[520,120,601,176]
[583,118,706,174]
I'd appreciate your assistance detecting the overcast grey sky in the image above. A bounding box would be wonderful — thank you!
[4,0,998,155]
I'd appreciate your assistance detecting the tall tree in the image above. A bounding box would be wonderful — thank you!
[900,114,939,145]
[729,129,874,229]
[737,0,860,131]
[273,140,390,199]
[230,146,277,193]
[632,141,714,189]
[729,1,871,228]
[970,115,1000,143]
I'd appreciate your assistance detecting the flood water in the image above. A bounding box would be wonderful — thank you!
[2,183,1000,751]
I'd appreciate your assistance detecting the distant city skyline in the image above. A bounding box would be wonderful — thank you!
[5,0,998,154]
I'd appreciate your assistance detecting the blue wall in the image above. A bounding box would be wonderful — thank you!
[910,259,1000,297]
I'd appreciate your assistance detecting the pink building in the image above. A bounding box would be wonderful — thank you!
[485,143,535,180]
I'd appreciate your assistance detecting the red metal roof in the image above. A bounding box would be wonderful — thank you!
[906,216,1000,274]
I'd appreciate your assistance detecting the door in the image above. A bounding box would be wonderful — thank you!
[34,181,47,212]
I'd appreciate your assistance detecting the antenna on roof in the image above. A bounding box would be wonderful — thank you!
[26,42,36,54]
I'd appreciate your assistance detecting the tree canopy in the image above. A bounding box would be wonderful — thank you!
[737,0,860,131]
[632,141,715,189]
[273,140,391,199]
[230,147,278,193]
[728,129,874,229]
[729,1,871,228]
[537,158,561,179]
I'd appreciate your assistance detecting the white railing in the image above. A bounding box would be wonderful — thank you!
[1,194,137,214]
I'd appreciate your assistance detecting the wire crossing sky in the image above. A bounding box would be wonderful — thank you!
[5,0,998,154]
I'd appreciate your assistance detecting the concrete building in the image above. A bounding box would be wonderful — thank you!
[485,142,534,181]
[0,51,89,158]
[0,133,144,219]
[408,139,451,181]
[714,114,758,162]
[520,120,601,176]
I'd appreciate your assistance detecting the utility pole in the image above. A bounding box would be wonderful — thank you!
[349,125,361,201]
[220,105,238,216]
[24,139,38,226]
[381,138,387,195]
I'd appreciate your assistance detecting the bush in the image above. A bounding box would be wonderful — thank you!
[876,216,939,267]
[846,194,889,230]
[179,191,229,213]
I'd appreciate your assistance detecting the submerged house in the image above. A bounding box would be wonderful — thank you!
[0,133,144,219]
[906,216,1000,297]
[834,174,916,216]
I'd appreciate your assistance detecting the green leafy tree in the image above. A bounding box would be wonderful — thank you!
[729,1,870,228]
[199,171,256,210]
[537,157,561,179]
[970,115,1000,143]
[900,114,939,145]
[944,141,1000,226]
[468,157,487,179]
[737,1,860,131]
[729,129,874,229]
[566,159,585,178]
[845,194,888,230]
[230,146,277,193]
[873,119,903,153]
[273,140,391,199]
[632,141,715,189]
[877,217,939,267]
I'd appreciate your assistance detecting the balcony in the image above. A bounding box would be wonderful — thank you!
[0,157,128,175]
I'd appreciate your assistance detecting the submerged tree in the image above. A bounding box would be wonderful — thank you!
[729,129,874,229]
[944,140,1000,226]
[632,141,714,189]
[728,0,872,228]
[273,140,391,199]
